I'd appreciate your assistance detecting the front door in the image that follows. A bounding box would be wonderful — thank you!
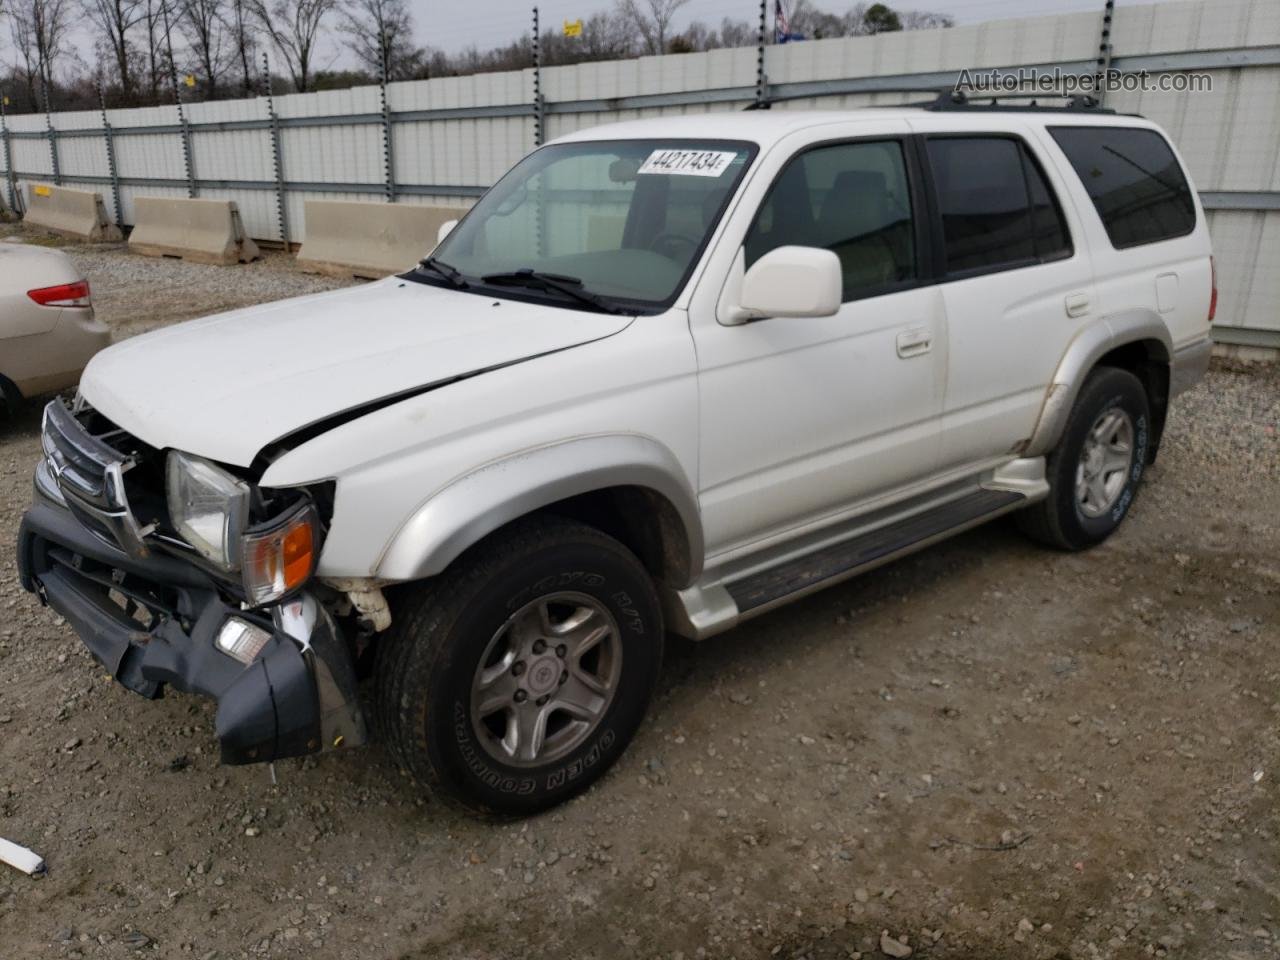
[693,131,947,558]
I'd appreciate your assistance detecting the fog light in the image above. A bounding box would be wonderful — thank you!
[215,618,272,665]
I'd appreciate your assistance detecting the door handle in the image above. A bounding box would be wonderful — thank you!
[896,329,932,358]
[1064,293,1091,318]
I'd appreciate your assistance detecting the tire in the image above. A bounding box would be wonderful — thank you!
[0,375,20,419]
[1017,366,1151,551]
[374,515,663,815]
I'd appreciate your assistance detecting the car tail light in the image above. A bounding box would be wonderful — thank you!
[28,280,91,307]
[1207,256,1218,322]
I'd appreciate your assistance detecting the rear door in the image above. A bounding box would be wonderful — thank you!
[907,119,1097,470]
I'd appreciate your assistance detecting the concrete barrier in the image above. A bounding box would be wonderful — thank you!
[22,183,122,242]
[128,197,260,265]
[297,200,468,279]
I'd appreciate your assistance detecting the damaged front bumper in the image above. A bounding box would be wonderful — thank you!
[16,463,367,765]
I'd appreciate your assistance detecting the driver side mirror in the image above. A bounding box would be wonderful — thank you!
[736,246,841,320]
[436,219,458,246]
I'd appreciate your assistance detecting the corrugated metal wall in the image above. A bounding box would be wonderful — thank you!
[2,0,1276,339]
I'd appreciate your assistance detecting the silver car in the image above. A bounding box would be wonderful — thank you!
[0,242,108,413]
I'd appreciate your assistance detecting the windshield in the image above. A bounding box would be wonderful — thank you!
[421,139,757,313]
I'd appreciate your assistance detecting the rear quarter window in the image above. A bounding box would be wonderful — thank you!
[1049,126,1196,249]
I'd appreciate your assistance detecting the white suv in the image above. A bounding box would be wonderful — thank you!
[17,98,1214,814]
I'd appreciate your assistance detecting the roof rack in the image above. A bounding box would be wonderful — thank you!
[743,85,936,110]
[744,86,1116,113]
[925,89,1115,113]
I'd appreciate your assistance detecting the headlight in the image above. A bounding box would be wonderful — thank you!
[166,451,250,570]
[242,503,319,606]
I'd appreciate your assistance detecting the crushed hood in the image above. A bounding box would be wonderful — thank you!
[80,278,634,467]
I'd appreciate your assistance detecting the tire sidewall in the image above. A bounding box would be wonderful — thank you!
[422,538,662,814]
[1053,371,1150,547]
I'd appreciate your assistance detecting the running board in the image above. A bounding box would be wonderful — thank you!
[725,488,1025,615]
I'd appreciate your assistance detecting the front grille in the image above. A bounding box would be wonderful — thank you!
[41,399,156,559]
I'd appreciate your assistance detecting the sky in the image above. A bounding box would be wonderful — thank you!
[408,0,1129,56]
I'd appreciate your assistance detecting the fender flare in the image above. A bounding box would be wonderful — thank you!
[375,433,704,584]
[1024,309,1172,458]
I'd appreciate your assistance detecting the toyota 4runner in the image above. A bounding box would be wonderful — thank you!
[16,96,1215,814]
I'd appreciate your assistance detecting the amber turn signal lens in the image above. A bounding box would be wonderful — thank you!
[242,505,319,606]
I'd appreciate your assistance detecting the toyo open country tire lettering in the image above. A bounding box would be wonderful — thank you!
[375,516,663,814]
[1018,366,1151,551]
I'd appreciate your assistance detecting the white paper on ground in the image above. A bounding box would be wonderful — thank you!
[0,837,46,876]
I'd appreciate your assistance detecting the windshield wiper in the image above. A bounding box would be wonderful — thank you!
[417,256,469,289]
[480,269,623,314]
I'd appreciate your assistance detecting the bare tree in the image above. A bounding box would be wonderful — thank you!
[9,0,74,108]
[140,0,172,100]
[716,16,755,48]
[901,8,954,30]
[249,0,337,92]
[80,0,146,93]
[616,0,689,56]
[177,0,229,94]
[227,0,258,94]
[340,0,418,79]
[787,0,847,39]
[9,6,44,108]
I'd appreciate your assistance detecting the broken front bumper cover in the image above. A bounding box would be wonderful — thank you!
[16,469,367,765]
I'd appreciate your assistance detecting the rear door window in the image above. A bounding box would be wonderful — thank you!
[1049,126,1196,248]
[925,136,1073,276]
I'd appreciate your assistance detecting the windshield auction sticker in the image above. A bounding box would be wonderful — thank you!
[638,149,738,177]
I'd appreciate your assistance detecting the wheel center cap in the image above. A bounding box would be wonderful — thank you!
[526,656,560,696]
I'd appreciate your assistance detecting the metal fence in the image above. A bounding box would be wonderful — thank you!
[1,0,1277,344]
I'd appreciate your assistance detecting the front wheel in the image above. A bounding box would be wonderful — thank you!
[1018,366,1151,551]
[375,516,663,815]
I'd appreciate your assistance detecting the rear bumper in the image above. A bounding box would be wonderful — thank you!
[16,472,366,765]
[7,307,109,400]
[1171,335,1213,398]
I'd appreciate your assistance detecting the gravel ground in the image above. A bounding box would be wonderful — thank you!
[1,230,1278,960]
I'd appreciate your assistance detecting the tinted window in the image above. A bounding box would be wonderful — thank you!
[1050,126,1196,248]
[1023,150,1071,260]
[746,140,916,300]
[926,136,1072,274]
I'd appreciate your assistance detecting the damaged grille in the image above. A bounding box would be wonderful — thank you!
[40,399,160,559]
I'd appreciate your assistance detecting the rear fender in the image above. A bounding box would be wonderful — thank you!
[1024,309,1172,458]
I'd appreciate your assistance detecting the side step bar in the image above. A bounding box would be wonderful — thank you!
[725,488,1025,614]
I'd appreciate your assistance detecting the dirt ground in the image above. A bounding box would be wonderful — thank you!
[1,232,1278,960]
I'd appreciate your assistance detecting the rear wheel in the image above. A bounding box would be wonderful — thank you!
[1018,366,1151,551]
[375,516,663,815]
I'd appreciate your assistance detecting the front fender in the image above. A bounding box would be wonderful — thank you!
[1024,309,1172,458]
[376,433,703,583]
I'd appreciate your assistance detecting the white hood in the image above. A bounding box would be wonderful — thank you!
[80,278,633,467]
